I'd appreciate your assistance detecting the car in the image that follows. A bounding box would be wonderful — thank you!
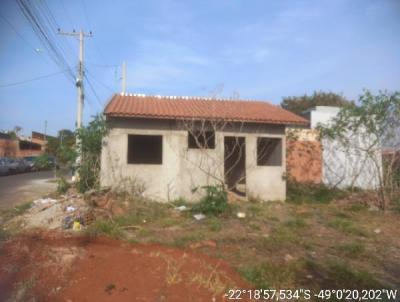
[7,158,19,174]
[16,158,30,173]
[24,156,38,171]
[0,158,11,176]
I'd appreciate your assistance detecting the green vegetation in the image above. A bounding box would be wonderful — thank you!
[328,218,367,237]
[85,219,122,238]
[13,202,32,216]
[191,185,229,216]
[280,91,352,115]
[57,177,70,194]
[287,181,348,204]
[325,260,384,289]
[239,261,297,289]
[76,114,107,193]
[338,242,367,258]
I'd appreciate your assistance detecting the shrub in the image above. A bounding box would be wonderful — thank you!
[57,177,70,194]
[76,114,107,193]
[287,181,348,204]
[192,185,229,216]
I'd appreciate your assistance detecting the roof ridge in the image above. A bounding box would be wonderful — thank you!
[118,92,275,105]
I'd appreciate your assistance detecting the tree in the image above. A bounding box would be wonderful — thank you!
[76,114,107,192]
[281,91,352,115]
[318,90,400,210]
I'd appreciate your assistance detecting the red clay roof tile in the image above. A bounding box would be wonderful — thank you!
[104,94,308,126]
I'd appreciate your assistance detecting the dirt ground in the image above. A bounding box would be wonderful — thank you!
[0,231,250,302]
[0,171,57,210]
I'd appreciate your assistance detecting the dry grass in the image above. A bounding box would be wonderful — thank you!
[104,194,400,292]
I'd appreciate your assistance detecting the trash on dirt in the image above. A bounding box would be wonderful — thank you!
[72,221,81,231]
[175,205,188,211]
[33,198,58,205]
[66,206,76,212]
[62,216,75,230]
[193,213,206,220]
[236,212,246,218]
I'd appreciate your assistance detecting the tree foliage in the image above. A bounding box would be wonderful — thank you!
[318,90,400,209]
[76,114,107,193]
[281,91,352,115]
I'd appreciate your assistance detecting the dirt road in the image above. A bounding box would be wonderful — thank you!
[0,171,57,210]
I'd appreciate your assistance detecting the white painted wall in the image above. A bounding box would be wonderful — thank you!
[308,106,381,189]
[101,118,286,202]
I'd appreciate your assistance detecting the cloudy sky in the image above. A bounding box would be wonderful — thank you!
[0,0,399,135]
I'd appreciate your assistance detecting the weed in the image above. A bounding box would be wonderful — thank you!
[173,232,205,247]
[104,283,116,294]
[326,260,384,289]
[348,204,368,212]
[287,182,348,204]
[192,185,229,216]
[12,202,32,216]
[0,228,11,241]
[285,217,307,228]
[160,218,179,227]
[239,261,297,289]
[207,217,222,232]
[171,197,188,207]
[85,219,122,238]
[57,177,70,194]
[338,242,366,258]
[329,218,367,237]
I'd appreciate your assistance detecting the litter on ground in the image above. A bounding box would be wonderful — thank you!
[193,213,206,220]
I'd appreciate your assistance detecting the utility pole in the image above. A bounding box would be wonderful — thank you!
[58,29,92,176]
[121,61,126,94]
[58,29,92,130]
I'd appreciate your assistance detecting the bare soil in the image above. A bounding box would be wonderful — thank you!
[0,231,250,302]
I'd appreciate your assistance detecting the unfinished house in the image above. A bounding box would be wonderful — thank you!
[101,94,308,202]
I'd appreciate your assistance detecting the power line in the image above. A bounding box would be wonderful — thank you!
[16,0,75,82]
[0,69,67,88]
[85,68,114,93]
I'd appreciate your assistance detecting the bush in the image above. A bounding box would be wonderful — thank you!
[287,181,348,204]
[76,114,107,193]
[57,177,70,194]
[192,185,229,216]
[33,155,54,170]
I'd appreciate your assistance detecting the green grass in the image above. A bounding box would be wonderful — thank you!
[85,219,122,238]
[338,242,367,258]
[328,218,368,237]
[207,217,222,232]
[284,217,307,228]
[287,182,348,204]
[172,232,205,247]
[13,202,32,216]
[239,261,298,289]
[326,260,385,289]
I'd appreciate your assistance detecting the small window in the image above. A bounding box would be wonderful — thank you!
[188,131,215,149]
[128,135,162,164]
[257,137,282,166]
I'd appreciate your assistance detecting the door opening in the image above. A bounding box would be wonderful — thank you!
[224,136,246,196]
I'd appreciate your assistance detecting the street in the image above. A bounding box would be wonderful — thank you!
[0,171,57,210]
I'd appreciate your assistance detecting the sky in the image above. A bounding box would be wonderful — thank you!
[0,0,399,136]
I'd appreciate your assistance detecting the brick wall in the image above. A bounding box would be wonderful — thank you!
[286,129,322,184]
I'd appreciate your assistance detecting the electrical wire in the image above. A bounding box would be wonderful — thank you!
[0,69,68,88]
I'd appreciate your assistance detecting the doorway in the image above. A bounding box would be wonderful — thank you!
[224,136,246,195]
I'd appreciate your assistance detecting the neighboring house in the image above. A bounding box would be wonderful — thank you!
[0,131,46,158]
[101,94,308,202]
[303,106,382,189]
